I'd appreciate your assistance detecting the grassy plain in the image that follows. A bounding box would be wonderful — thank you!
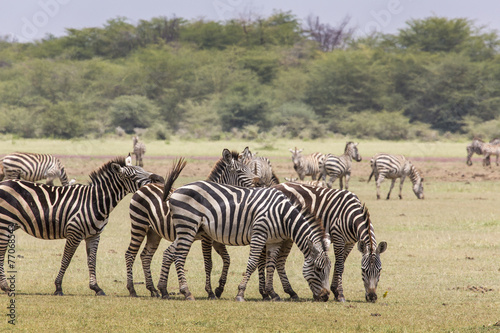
[0,138,499,332]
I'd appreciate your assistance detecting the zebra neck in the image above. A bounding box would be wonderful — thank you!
[408,166,421,185]
[89,173,128,217]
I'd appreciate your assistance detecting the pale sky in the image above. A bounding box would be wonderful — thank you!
[1,0,500,42]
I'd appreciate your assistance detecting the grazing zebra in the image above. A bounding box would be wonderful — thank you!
[320,142,362,189]
[125,149,260,299]
[0,157,163,296]
[368,153,424,200]
[240,147,279,187]
[270,183,387,302]
[289,147,325,181]
[132,136,146,167]
[159,176,332,302]
[0,152,70,186]
[466,138,486,166]
[284,177,328,188]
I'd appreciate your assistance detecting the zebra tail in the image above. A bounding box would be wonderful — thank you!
[367,160,375,183]
[162,158,187,201]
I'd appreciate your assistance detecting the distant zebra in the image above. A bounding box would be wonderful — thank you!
[272,183,387,302]
[125,149,260,298]
[289,147,325,181]
[284,177,327,188]
[320,142,362,189]
[481,142,500,167]
[240,147,279,187]
[0,157,163,296]
[466,138,500,166]
[466,138,485,166]
[132,136,146,167]
[0,152,70,186]
[368,153,424,200]
[159,176,332,302]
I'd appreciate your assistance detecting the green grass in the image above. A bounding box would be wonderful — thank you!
[1,139,499,332]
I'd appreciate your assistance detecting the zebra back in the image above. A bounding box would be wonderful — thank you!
[239,147,279,187]
[289,147,325,180]
[0,152,70,186]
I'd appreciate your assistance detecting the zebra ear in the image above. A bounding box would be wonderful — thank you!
[357,240,365,253]
[288,148,294,153]
[125,153,132,166]
[222,149,232,163]
[111,163,123,174]
[377,242,387,254]
[308,239,320,258]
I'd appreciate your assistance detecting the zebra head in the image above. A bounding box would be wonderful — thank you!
[288,147,304,170]
[109,158,164,193]
[207,149,261,187]
[346,142,362,162]
[358,240,387,303]
[303,236,331,302]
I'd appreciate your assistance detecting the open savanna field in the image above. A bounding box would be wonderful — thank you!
[0,138,499,332]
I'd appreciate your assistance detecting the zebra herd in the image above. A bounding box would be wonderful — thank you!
[466,137,500,167]
[0,144,396,304]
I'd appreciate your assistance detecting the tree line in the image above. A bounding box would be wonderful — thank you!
[0,12,499,140]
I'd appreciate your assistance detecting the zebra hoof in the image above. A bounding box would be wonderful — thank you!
[185,294,195,301]
[95,290,106,296]
[290,294,299,302]
[129,292,138,298]
[235,296,245,302]
[149,289,160,298]
[214,287,224,298]
[54,290,64,296]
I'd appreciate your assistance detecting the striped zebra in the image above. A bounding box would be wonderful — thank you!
[466,138,485,166]
[320,142,362,189]
[159,176,332,302]
[240,147,279,187]
[481,142,500,167]
[0,157,163,296]
[466,138,500,166]
[125,149,260,299]
[289,147,325,181]
[270,183,387,302]
[132,136,146,167]
[368,153,424,200]
[0,152,70,186]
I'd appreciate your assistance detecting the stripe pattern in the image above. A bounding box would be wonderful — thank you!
[289,147,325,181]
[270,183,387,302]
[161,180,332,301]
[368,153,424,200]
[320,142,362,189]
[240,147,279,187]
[0,157,163,295]
[0,152,70,186]
[132,136,146,167]
[125,149,259,298]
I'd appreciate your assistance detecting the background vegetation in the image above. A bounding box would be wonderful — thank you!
[1,13,500,141]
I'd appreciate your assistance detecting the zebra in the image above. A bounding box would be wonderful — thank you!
[289,147,325,181]
[0,156,163,296]
[320,142,362,189]
[159,174,332,302]
[284,177,328,188]
[239,147,279,187]
[125,149,261,299]
[269,183,387,302]
[466,138,485,166]
[0,152,70,186]
[132,136,146,167]
[367,153,424,200]
[481,142,500,167]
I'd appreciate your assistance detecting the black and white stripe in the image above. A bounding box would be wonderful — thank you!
[320,142,362,189]
[159,179,332,301]
[289,148,325,181]
[368,153,424,200]
[125,149,259,298]
[0,157,163,296]
[0,152,70,186]
[272,183,387,302]
[240,147,279,187]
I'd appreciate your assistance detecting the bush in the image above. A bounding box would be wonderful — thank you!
[109,95,159,134]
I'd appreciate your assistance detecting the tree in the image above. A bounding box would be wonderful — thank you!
[109,95,159,133]
[303,15,355,51]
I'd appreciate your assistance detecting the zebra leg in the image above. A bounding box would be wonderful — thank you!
[157,243,176,299]
[387,179,396,200]
[125,223,149,297]
[275,239,299,300]
[330,240,347,302]
[212,241,231,299]
[0,224,12,293]
[327,175,338,189]
[235,234,267,302]
[54,234,82,296]
[85,234,105,296]
[375,174,385,200]
[344,172,351,190]
[398,176,406,200]
[173,234,197,301]
[339,176,344,190]
[140,230,162,297]
[201,237,216,300]
[264,244,281,301]
[257,248,270,300]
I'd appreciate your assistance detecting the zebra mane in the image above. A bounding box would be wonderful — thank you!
[162,158,187,201]
[362,203,375,253]
[207,151,240,180]
[88,157,127,183]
